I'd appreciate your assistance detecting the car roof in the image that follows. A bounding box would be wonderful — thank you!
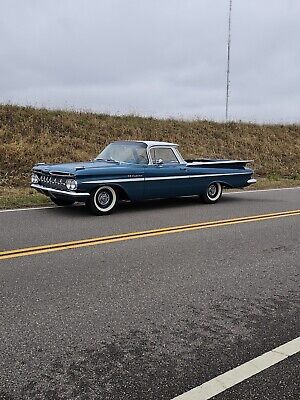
[141,141,178,147]
[113,140,178,147]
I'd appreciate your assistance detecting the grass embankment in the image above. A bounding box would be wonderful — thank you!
[0,104,299,209]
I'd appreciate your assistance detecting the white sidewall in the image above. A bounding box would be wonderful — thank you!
[207,183,222,201]
[93,186,117,212]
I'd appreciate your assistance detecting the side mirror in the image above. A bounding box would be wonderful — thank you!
[155,159,164,165]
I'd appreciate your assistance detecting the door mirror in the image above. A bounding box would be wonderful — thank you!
[155,158,164,165]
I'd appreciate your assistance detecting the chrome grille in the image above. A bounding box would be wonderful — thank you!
[38,173,67,190]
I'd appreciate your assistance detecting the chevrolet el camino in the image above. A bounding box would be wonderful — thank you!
[31,141,256,215]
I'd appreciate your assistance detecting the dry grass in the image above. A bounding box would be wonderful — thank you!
[0,104,299,189]
[0,187,51,209]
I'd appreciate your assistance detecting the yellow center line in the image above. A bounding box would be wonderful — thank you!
[0,210,299,260]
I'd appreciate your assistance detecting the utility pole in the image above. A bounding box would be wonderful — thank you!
[225,0,232,121]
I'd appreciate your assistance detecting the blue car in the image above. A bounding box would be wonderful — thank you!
[31,140,256,215]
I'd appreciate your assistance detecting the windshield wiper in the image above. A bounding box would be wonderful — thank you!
[95,158,118,163]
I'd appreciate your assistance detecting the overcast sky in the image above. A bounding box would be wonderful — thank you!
[1,0,299,122]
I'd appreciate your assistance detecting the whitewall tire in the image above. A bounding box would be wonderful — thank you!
[201,182,223,204]
[87,186,118,215]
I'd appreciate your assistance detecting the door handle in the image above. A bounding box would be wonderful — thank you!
[180,167,188,171]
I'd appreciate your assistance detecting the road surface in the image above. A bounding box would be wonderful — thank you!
[0,188,299,399]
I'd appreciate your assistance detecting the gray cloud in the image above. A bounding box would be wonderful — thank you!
[1,0,299,122]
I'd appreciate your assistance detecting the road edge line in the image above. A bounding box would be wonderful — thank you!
[225,186,300,195]
[171,337,300,400]
[0,205,58,213]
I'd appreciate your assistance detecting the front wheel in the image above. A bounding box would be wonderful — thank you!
[87,186,118,215]
[201,182,223,204]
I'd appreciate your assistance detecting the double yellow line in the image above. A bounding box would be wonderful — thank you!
[1,210,299,261]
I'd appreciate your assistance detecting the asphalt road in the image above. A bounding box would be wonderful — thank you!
[215,353,300,400]
[0,188,299,400]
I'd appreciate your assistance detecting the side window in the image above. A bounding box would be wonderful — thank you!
[135,146,149,164]
[150,147,179,164]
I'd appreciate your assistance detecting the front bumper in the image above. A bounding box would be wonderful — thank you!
[247,178,257,185]
[31,184,90,198]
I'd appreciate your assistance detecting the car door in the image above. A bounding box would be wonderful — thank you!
[144,146,189,199]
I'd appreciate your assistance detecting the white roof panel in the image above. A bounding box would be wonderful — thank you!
[136,140,178,147]
[112,140,178,147]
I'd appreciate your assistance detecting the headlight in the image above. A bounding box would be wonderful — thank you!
[31,173,39,184]
[66,179,77,190]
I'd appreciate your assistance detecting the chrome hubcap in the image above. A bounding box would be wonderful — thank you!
[98,191,110,206]
[208,184,217,197]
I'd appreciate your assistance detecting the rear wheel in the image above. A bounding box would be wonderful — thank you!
[201,182,223,204]
[87,186,118,215]
[50,197,75,206]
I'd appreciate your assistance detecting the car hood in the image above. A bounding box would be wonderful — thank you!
[33,160,121,174]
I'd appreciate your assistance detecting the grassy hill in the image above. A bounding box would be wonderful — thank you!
[0,104,299,189]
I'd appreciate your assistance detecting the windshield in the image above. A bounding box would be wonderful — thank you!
[96,142,149,164]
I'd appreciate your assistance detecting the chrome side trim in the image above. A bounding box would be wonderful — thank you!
[187,160,254,166]
[146,175,189,181]
[31,184,90,196]
[247,178,257,184]
[145,172,250,181]
[82,172,250,184]
[82,178,145,184]
[187,172,249,178]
